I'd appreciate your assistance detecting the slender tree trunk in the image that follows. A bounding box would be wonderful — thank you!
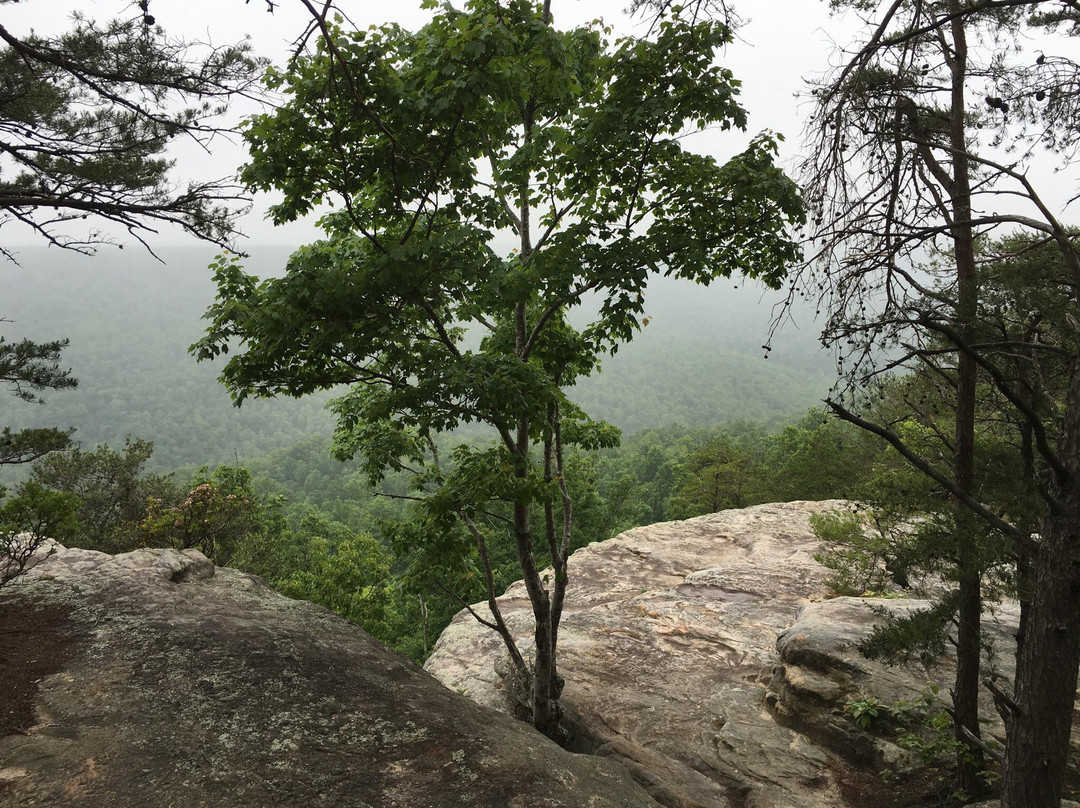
[530,568,557,736]
[511,489,562,740]
[945,3,986,793]
[1001,356,1080,807]
[546,399,572,713]
[952,261,987,796]
[954,545,986,795]
[509,74,563,741]
[1014,338,1039,658]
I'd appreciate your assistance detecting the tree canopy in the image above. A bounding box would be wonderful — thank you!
[197,0,803,739]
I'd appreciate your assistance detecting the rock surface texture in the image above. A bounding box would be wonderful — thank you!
[426,501,1074,808]
[0,543,660,808]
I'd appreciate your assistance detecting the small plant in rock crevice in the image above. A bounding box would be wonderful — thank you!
[845,695,888,729]
[847,685,1000,804]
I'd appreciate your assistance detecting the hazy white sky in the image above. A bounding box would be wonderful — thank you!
[4,0,862,250]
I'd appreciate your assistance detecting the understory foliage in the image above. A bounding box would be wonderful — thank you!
[0,481,78,585]
[845,686,987,801]
[0,437,413,648]
[30,437,175,553]
[195,0,803,738]
[0,407,883,647]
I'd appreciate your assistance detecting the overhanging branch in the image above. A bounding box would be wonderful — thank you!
[824,398,1035,546]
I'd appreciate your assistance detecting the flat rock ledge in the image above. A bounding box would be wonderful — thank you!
[0,543,659,808]
[425,500,1079,808]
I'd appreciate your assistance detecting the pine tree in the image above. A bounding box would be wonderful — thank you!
[0,1,264,467]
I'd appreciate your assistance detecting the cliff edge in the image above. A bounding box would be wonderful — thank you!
[425,500,1075,808]
[0,544,658,807]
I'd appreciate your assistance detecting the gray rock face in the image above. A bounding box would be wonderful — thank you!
[425,501,1069,808]
[772,594,1026,769]
[0,543,660,808]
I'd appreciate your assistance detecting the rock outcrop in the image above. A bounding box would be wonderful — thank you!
[425,501,1076,807]
[0,543,660,808]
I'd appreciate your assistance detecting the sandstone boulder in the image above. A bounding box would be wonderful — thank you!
[425,501,1079,807]
[772,594,1023,769]
[0,543,660,808]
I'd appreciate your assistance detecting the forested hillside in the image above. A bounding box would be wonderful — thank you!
[571,275,833,431]
[2,246,834,473]
[1,246,335,472]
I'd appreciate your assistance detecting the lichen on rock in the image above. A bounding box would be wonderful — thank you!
[1,542,659,807]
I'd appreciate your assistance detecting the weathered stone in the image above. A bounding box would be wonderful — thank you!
[425,501,1080,807]
[966,802,1080,807]
[0,542,661,808]
[774,595,1024,754]
[428,502,854,807]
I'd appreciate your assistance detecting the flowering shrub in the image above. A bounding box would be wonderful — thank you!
[140,466,262,563]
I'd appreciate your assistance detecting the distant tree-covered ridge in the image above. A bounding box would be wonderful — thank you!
[0,2,262,476]
[1,247,834,478]
[0,247,339,478]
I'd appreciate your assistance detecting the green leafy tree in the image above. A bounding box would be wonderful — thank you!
[666,434,763,518]
[593,425,716,527]
[30,437,177,553]
[0,481,79,586]
[196,0,802,739]
[275,514,394,641]
[762,411,877,502]
[655,412,882,521]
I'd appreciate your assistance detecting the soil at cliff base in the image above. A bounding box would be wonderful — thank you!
[834,757,959,808]
[0,597,75,737]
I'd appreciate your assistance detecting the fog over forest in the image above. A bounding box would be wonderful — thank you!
[2,246,835,473]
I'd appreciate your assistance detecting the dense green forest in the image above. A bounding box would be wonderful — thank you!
[2,407,884,660]
[1,247,337,474]
[1,246,834,475]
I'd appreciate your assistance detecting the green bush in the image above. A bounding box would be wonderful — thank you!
[811,510,901,596]
[0,481,79,585]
